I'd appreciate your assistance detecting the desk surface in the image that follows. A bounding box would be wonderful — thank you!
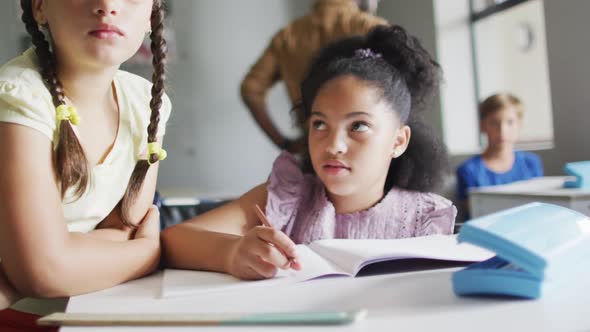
[62,269,589,332]
[469,176,590,198]
[468,176,590,218]
[158,187,239,206]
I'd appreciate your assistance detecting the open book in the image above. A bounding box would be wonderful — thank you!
[162,234,493,298]
[453,202,590,299]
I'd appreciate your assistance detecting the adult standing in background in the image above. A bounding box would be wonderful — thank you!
[240,0,387,153]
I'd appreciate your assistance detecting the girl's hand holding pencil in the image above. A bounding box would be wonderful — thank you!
[224,205,302,280]
[253,204,301,269]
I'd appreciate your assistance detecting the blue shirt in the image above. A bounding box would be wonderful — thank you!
[456,151,544,201]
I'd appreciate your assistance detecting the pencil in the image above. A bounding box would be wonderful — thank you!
[37,310,368,326]
[253,204,297,266]
[253,204,273,228]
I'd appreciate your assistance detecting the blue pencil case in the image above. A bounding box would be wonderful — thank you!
[563,161,590,188]
[452,202,590,299]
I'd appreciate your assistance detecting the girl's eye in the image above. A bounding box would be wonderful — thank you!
[351,122,369,132]
[312,120,326,131]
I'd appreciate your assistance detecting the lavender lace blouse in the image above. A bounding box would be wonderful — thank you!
[265,152,457,244]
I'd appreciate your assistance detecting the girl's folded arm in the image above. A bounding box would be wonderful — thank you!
[0,123,159,298]
[88,136,165,242]
[89,205,134,241]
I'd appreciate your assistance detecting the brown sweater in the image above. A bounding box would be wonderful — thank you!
[241,0,387,123]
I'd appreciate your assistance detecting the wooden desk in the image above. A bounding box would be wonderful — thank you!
[469,176,590,218]
[61,268,590,332]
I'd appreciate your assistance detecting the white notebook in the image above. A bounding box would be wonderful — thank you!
[162,235,493,298]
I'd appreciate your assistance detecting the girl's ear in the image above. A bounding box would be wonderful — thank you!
[32,0,48,25]
[146,12,151,35]
[391,125,411,158]
[147,1,161,34]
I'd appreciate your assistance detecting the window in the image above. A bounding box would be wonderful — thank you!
[470,0,554,149]
[433,0,554,154]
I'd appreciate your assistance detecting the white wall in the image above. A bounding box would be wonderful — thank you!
[433,0,480,155]
[154,0,313,194]
[474,0,554,147]
[538,0,590,174]
[0,3,26,63]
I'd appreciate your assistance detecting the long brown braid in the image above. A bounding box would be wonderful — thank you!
[20,0,167,226]
[120,1,167,226]
[20,0,89,199]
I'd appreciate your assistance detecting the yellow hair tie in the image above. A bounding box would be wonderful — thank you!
[147,142,167,165]
[56,104,81,125]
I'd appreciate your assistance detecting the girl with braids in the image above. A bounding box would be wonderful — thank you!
[0,0,171,327]
[162,25,455,281]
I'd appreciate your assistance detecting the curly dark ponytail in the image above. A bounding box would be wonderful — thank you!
[367,25,441,116]
[300,24,448,192]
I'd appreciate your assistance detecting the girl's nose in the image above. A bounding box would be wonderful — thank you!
[325,130,348,155]
[94,0,119,17]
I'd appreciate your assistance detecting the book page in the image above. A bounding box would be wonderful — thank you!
[308,235,494,276]
[161,245,349,298]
